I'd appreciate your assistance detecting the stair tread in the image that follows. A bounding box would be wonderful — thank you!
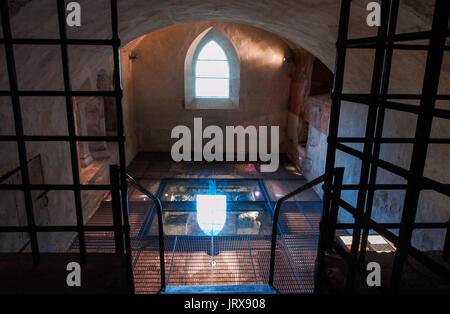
[162,284,277,294]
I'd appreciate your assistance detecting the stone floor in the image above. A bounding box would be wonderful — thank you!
[72,152,324,294]
[127,152,306,179]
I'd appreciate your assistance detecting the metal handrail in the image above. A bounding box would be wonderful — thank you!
[268,174,327,289]
[126,173,166,292]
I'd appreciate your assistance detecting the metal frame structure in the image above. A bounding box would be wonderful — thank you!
[139,177,317,293]
[126,173,166,291]
[268,168,344,291]
[142,178,274,232]
[140,178,275,290]
[316,0,450,293]
[1,0,449,295]
[0,0,134,293]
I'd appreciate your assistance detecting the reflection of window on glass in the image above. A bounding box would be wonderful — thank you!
[195,41,230,98]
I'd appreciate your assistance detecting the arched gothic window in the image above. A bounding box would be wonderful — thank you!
[185,27,240,109]
[195,41,230,98]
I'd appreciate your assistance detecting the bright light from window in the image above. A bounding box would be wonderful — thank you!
[198,41,227,60]
[195,41,230,98]
[196,61,229,77]
[196,194,227,236]
[339,235,353,246]
[196,79,229,98]
[367,235,388,245]
[338,234,395,253]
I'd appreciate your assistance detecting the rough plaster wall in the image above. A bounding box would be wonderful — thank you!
[7,0,34,17]
[0,1,119,251]
[129,22,291,152]
[302,94,331,189]
[120,45,139,163]
[304,126,328,186]
[1,0,448,250]
[0,156,43,252]
[286,50,315,165]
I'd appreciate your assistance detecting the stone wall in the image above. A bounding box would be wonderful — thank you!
[0,1,123,252]
[125,21,292,153]
[301,94,331,189]
[285,48,332,195]
[1,0,448,251]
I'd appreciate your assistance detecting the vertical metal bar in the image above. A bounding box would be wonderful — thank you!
[211,232,215,265]
[315,0,351,294]
[328,168,345,246]
[315,169,344,293]
[154,197,166,292]
[166,235,177,285]
[268,201,283,288]
[390,0,449,291]
[56,0,86,265]
[345,0,391,294]
[110,165,124,254]
[110,0,134,293]
[443,217,449,261]
[360,0,400,265]
[120,178,134,293]
[0,0,40,265]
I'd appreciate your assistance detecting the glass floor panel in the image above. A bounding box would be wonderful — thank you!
[161,180,210,202]
[263,179,320,202]
[160,179,264,202]
[215,180,264,201]
[147,202,272,236]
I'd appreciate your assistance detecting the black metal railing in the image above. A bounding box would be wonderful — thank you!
[0,0,135,293]
[268,168,345,290]
[318,0,450,293]
[124,172,166,292]
[109,165,134,293]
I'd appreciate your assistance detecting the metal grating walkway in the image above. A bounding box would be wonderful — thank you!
[133,234,309,294]
[69,201,153,254]
[167,236,256,286]
[69,182,323,294]
[133,202,322,294]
